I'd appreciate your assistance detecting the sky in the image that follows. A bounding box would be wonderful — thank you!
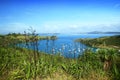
[0,0,120,34]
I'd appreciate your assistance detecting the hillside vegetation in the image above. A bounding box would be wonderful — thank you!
[75,35,120,49]
[0,33,120,80]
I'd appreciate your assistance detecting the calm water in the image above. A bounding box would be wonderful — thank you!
[37,34,118,58]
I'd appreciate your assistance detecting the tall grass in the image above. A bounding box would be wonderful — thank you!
[0,32,120,80]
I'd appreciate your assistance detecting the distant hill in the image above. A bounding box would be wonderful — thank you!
[87,31,120,34]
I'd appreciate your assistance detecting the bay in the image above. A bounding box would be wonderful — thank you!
[37,33,118,58]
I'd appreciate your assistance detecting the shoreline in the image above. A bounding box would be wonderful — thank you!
[75,35,120,50]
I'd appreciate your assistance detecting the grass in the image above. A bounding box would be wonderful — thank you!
[75,35,120,49]
[5,33,57,41]
[0,33,120,80]
[1,47,120,80]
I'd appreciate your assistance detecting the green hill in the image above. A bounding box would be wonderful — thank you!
[75,35,120,49]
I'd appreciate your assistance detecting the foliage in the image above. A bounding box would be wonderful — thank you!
[0,33,120,80]
[75,35,120,49]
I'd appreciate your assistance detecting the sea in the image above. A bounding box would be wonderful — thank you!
[36,33,119,58]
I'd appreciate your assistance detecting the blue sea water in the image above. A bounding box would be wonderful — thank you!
[37,33,118,58]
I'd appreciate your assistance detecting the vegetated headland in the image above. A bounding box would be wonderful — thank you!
[0,33,57,42]
[75,35,120,49]
[0,32,120,80]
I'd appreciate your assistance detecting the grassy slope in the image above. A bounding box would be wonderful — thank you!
[0,34,120,80]
[75,35,120,49]
[0,34,57,47]
[6,34,56,41]
[0,47,112,80]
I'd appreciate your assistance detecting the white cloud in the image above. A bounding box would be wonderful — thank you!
[37,21,120,33]
[0,21,120,34]
[0,22,30,34]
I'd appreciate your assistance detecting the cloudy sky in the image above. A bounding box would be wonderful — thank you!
[0,0,120,34]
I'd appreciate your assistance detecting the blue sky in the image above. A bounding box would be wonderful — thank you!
[0,0,120,34]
